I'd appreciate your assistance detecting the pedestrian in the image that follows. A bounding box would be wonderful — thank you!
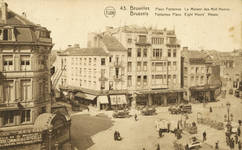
[235,134,238,144]
[114,131,117,141]
[134,114,137,121]
[185,144,189,150]
[215,141,219,150]
[238,127,241,137]
[231,138,235,149]
[159,128,163,137]
[156,144,160,150]
[203,131,207,142]
[209,106,213,112]
[238,140,241,150]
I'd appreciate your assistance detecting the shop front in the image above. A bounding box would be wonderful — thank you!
[189,85,218,102]
[74,92,97,106]
[97,96,109,110]
[110,95,127,110]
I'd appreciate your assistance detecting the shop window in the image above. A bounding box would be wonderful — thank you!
[101,58,106,65]
[3,55,13,71]
[21,110,31,123]
[3,111,14,125]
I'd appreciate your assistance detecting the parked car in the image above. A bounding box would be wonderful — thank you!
[141,106,156,116]
[112,110,130,118]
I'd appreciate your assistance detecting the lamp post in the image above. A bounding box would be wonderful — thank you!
[224,102,233,136]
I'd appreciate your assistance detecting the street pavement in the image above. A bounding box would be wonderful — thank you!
[69,94,242,150]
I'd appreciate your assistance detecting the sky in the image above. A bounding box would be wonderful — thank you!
[5,0,242,51]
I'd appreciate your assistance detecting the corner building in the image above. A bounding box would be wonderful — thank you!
[0,2,70,150]
[88,25,184,107]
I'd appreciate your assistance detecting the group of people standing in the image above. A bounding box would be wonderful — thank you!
[226,126,241,150]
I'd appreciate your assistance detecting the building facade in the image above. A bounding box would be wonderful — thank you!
[54,25,184,109]
[0,3,70,150]
[99,26,183,106]
[182,48,220,102]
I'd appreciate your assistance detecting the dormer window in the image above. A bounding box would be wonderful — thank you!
[0,28,14,41]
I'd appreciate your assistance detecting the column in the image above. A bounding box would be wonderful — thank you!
[48,129,52,150]
[0,55,3,71]
[148,94,152,106]
[131,93,137,109]
[15,79,21,101]
[163,94,167,106]
[16,111,21,125]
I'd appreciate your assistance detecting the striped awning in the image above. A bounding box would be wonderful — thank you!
[75,92,96,101]
[110,95,127,105]
[98,96,109,104]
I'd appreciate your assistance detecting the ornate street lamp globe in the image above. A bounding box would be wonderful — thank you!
[226,102,231,109]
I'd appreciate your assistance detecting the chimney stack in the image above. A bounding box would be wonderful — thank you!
[1,2,8,24]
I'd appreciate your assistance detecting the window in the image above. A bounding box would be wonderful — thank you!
[128,48,132,57]
[152,62,155,71]
[143,49,147,57]
[168,49,171,57]
[80,58,82,65]
[115,68,119,78]
[93,58,96,65]
[153,49,156,57]
[200,76,204,83]
[109,81,113,90]
[137,76,141,86]
[137,62,141,71]
[101,69,105,78]
[101,58,106,65]
[159,49,162,57]
[3,80,14,103]
[101,81,105,90]
[127,38,132,43]
[20,55,31,71]
[80,79,82,86]
[168,61,171,70]
[173,61,177,70]
[173,75,176,83]
[80,68,82,75]
[143,62,147,71]
[137,48,141,57]
[128,62,132,72]
[168,75,171,82]
[196,67,199,73]
[0,29,13,41]
[93,69,97,78]
[156,49,159,57]
[41,107,46,114]
[109,56,112,62]
[3,111,14,125]
[21,80,31,101]
[143,75,147,85]
[128,76,132,86]
[139,35,147,43]
[173,49,176,57]
[152,75,155,85]
[3,55,13,71]
[191,76,194,81]
[84,58,87,65]
[21,110,31,123]
[89,58,92,65]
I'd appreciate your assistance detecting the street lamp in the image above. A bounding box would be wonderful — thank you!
[224,102,233,135]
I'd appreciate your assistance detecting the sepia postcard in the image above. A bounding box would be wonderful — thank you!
[0,0,241,150]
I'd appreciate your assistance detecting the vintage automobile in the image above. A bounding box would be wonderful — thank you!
[112,110,130,118]
[169,104,192,114]
[188,136,202,149]
[141,106,156,116]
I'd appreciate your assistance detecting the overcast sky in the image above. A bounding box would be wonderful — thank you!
[6,0,242,51]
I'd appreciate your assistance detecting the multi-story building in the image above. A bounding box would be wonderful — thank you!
[182,48,220,102]
[0,2,70,150]
[87,25,184,107]
[54,35,127,110]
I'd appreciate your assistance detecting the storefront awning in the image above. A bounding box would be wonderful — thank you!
[110,95,127,105]
[75,92,96,101]
[97,96,109,104]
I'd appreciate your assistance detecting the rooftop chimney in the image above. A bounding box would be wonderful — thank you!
[1,2,8,24]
